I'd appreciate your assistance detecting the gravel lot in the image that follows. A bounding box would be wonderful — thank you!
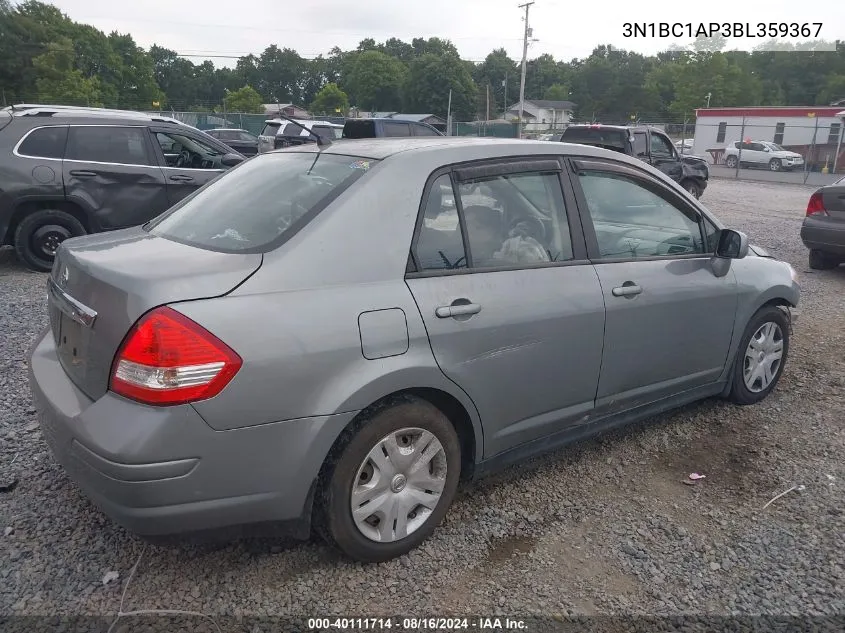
[1,178,844,627]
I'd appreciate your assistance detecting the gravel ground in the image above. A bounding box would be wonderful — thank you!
[1,178,844,628]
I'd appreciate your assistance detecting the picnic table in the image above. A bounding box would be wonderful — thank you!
[706,148,726,165]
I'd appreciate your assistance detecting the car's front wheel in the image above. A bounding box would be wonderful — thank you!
[729,305,790,405]
[725,156,738,168]
[769,158,782,172]
[809,249,840,270]
[319,397,461,562]
[14,209,87,272]
[681,179,702,199]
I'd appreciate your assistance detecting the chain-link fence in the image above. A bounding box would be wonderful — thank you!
[685,116,845,186]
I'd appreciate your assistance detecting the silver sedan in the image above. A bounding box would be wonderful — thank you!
[29,137,799,562]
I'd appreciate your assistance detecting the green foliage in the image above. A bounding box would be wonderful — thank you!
[310,83,349,115]
[1,2,845,120]
[346,50,406,111]
[224,85,263,113]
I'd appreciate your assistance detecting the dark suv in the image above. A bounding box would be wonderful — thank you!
[342,118,443,139]
[559,124,709,199]
[0,105,245,271]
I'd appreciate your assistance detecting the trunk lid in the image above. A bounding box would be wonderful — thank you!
[48,227,262,401]
[821,184,845,220]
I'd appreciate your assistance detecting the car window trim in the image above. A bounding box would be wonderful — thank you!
[406,156,591,279]
[566,156,711,262]
[12,124,69,161]
[13,124,163,168]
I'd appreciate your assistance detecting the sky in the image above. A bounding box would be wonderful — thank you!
[43,0,844,66]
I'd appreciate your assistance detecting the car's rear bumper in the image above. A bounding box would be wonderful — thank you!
[28,327,357,538]
[801,216,845,256]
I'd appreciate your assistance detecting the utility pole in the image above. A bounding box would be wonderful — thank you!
[517,1,534,139]
[486,84,490,121]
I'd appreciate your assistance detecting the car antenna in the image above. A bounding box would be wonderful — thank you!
[275,112,332,149]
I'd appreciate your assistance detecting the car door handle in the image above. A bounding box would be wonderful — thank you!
[169,175,194,182]
[612,284,642,297]
[435,303,482,318]
[69,170,97,178]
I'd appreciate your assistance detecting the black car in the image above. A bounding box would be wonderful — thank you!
[0,104,245,271]
[205,128,259,156]
[559,124,709,199]
[801,175,845,270]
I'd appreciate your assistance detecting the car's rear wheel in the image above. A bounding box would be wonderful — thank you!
[681,179,702,199]
[769,158,782,172]
[729,305,790,405]
[725,156,738,168]
[808,249,839,270]
[14,209,87,272]
[319,397,461,562]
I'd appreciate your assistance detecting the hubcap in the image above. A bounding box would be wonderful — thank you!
[743,322,784,393]
[32,224,71,258]
[350,427,447,543]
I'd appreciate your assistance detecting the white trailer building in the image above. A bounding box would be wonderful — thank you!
[692,107,845,173]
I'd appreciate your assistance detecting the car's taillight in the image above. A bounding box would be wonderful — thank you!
[109,306,242,406]
[806,192,828,217]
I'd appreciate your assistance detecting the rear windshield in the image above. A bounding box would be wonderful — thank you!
[260,122,281,137]
[146,152,378,253]
[343,120,376,139]
[561,127,628,150]
[312,125,343,140]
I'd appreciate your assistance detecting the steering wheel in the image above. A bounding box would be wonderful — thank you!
[508,215,546,243]
[176,149,192,168]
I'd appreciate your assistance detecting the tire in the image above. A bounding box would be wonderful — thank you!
[769,158,782,172]
[14,209,86,272]
[808,249,839,270]
[728,305,790,406]
[725,156,738,168]
[319,397,461,562]
[681,179,702,199]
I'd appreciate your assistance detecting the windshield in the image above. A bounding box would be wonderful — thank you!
[764,142,786,151]
[146,152,378,253]
[561,127,628,150]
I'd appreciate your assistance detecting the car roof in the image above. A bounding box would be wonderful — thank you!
[5,104,188,127]
[210,128,248,132]
[274,136,647,162]
[264,118,343,128]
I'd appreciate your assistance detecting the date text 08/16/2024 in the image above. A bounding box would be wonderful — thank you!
[622,22,824,39]
[307,618,528,631]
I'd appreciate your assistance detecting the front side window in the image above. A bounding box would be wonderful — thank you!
[147,152,377,253]
[578,171,705,259]
[18,126,68,159]
[633,132,648,158]
[156,131,225,169]
[650,132,674,157]
[65,126,151,165]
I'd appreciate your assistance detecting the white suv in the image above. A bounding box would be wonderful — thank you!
[257,119,343,153]
[724,140,805,172]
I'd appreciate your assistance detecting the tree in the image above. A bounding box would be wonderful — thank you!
[404,53,477,120]
[346,50,406,111]
[224,85,263,113]
[475,48,519,114]
[32,38,102,106]
[543,83,569,101]
[310,82,349,115]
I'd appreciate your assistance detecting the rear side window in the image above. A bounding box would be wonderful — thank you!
[147,152,378,253]
[17,126,68,159]
[65,126,152,166]
[343,120,376,139]
[384,122,411,137]
[260,123,281,137]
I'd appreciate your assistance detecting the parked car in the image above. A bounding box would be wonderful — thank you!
[723,141,805,172]
[674,138,694,153]
[801,174,845,269]
[30,137,799,563]
[0,104,245,271]
[205,128,259,156]
[559,124,709,198]
[342,118,443,139]
[257,119,343,153]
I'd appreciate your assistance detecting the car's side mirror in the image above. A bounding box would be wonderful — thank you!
[763,147,771,152]
[221,153,244,167]
[715,229,749,259]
